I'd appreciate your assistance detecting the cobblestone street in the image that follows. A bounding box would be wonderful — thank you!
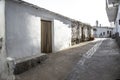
[15,38,120,80]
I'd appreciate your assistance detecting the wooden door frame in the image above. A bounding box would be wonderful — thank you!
[41,20,52,53]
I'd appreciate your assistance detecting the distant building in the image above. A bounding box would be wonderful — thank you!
[93,26,114,38]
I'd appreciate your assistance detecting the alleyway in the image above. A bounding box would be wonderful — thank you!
[16,38,120,80]
[66,38,120,80]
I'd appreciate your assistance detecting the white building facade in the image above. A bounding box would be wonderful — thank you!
[106,0,120,46]
[106,0,119,34]
[94,27,113,38]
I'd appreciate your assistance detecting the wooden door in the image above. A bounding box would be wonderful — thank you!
[41,20,52,53]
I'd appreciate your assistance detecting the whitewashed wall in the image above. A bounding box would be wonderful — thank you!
[54,20,71,51]
[5,0,71,60]
[115,4,120,35]
[0,0,8,79]
[6,1,41,59]
[95,27,113,38]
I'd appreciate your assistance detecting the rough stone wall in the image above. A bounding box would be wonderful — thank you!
[71,21,82,45]
[87,27,91,40]
[71,21,81,45]
[71,21,94,45]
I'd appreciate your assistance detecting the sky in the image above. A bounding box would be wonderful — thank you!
[24,0,110,26]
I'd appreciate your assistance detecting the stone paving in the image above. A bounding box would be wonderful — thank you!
[65,38,120,80]
[15,38,120,80]
[15,40,98,80]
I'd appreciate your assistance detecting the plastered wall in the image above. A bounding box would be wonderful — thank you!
[5,0,72,60]
[0,0,8,79]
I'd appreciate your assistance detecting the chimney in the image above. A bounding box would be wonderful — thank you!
[96,20,98,27]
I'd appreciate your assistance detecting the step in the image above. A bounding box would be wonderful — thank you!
[14,54,48,75]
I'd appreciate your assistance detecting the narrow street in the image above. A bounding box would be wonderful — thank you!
[66,38,120,80]
[0,0,120,80]
[16,38,120,80]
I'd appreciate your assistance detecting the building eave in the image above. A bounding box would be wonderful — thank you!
[8,0,75,22]
[107,0,119,5]
[106,6,118,22]
[7,0,93,27]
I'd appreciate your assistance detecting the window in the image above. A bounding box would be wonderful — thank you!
[107,31,109,34]
[103,32,105,35]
